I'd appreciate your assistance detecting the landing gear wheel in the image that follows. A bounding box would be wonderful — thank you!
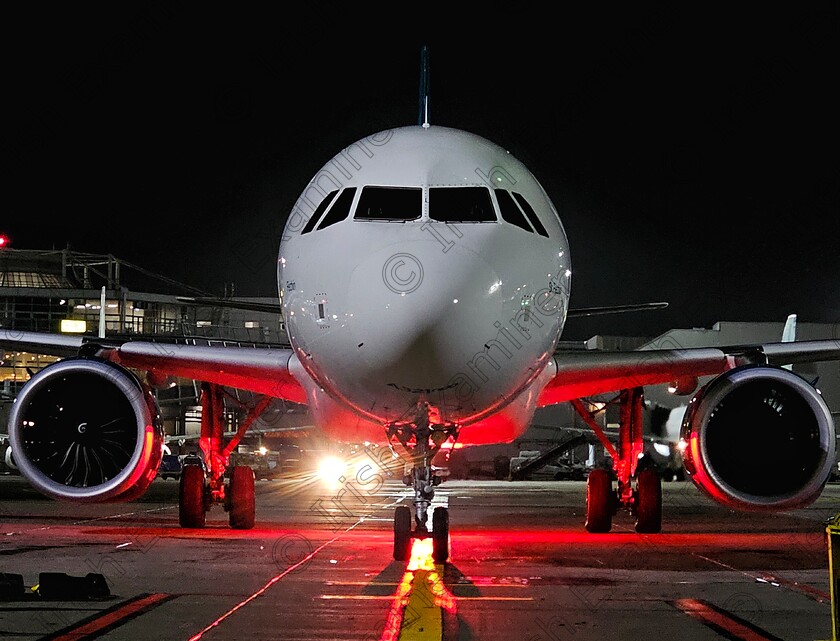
[432,506,450,563]
[179,465,206,528]
[585,469,613,533]
[634,468,662,533]
[229,465,256,530]
[394,506,412,562]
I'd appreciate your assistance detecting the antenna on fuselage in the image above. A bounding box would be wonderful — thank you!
[418,44,430,128]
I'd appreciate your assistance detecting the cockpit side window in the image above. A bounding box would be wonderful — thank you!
[354,186,422,221]
[495,189,534,233]
[301,189,339,235]
[512,192,549,237]
[429,186,496,222]
[317,187,357,230]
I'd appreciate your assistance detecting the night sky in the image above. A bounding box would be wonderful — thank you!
[1,7,837,340]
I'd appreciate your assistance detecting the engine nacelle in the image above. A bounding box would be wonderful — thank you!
[681,364,835,511]
[8,358,164,502]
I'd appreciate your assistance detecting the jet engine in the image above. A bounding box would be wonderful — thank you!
[8,358,164,502]
[681,364,835,511]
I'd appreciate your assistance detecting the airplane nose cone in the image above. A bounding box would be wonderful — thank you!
[348,240,503,393]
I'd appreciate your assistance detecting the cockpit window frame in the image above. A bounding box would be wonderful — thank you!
[512,191,550,238]
[353,185,423,222]
[428,185,498,223]
[317,187,357,230]
[494,189,535,234]
[300,189,339,235]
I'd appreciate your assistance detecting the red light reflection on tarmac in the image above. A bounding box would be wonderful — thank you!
[449,528,823,549]
[381,538,456,641]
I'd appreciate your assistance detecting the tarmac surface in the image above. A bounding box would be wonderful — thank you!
[1,466,838,641]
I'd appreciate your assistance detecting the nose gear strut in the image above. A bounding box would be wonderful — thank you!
[386,400,458,562]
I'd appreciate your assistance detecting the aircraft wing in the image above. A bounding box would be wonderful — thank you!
[538,338,840,406]
[175,296,284,314]
[6,330,840,411]
[0,330,87,358]
[566,301,669,318]
[0,330,307,404]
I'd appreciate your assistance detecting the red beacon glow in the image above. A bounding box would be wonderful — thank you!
[0,234,8,248]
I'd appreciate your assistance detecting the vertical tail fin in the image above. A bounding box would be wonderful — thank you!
[782,313,797,343]
[782,313,797,370]
[418,45,430,128]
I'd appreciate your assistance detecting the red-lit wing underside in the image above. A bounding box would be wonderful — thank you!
[537,348,730,406]
[538,339,840,406]
[108,342,307,404]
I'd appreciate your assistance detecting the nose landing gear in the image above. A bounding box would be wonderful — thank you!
[387,401,457,563]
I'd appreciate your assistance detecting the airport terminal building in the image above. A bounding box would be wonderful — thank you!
[0,247,305,466]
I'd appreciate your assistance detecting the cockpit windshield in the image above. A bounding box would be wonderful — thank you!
[345,185,537,228]
[429,186,496,222]
[354,186,422,221]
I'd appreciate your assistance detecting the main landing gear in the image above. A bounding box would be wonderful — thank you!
[178,382,271,530]
[387,401,458,564]
[572,387,662,534]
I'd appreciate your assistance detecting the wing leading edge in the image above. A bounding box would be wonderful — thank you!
[0,330,306,404]
[108,342,306,403]
[538,338,840,406]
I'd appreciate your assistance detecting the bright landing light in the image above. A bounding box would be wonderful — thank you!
[318,456,346,483]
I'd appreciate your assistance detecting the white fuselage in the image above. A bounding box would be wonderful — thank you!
[278,125,571,444]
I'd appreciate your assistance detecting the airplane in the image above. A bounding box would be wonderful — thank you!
[2,50,840,565]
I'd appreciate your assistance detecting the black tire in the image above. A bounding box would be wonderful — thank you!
[229,465,256,530]
[634,468,662,534]
[179,465,206,528]
[394,506,412,561]
[585,469,612,533]
[432,506,450,563]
